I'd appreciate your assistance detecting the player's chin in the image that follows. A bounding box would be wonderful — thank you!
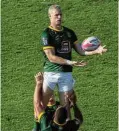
[56,21,62,25]
[49,98,54,103]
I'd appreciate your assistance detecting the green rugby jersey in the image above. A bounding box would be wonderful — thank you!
[34,113,64,131]
[45,101,60,121]
[41,26,78,72]
[33,101,60,131]
[33,115,80,131]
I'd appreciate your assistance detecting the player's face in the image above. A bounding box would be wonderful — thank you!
[49,95,55,103]
[49,9,62,26]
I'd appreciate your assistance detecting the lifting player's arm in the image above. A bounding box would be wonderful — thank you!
[34,72,44,119]
[68,93,83,124]
[73,43,107,56]
[44,48,87,67]
[73,103,83,125]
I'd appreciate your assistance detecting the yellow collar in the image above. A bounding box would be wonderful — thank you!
[47,102,56,107]
[49,26,63,32]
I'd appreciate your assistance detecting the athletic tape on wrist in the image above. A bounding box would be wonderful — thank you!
[66,60,73,65]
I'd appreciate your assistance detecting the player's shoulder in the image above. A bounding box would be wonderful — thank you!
[41,27,49,37]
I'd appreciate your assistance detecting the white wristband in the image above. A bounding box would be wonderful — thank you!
[66,60,73,65]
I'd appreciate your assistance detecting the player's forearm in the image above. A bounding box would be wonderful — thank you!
[48,55,74,65]
[74,43,101,56]
[73,104,83,124]
[44,49,78,66]
[34,99,44,119]
[74,44,97,56]
[34,83,42,101]
[73,44,86,56]
[34,82,43,117]
[84,50,97,55]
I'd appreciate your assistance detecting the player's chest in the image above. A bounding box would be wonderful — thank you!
[51,31,72,43]
[50,31,73,53]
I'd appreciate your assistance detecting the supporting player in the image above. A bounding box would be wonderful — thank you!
[33,72,60,130]
[33,72,83,131]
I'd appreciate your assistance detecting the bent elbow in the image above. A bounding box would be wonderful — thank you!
[49,59,54,63]
[48,56,56,63]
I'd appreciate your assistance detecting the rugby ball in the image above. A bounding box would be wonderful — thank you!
[81,36,101,51]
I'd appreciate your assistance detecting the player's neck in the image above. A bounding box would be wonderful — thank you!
[50,24,62,31]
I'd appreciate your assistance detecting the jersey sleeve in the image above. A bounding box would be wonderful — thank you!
[41,31,54,50]
[39,113,52,131]
[71,30,78,45]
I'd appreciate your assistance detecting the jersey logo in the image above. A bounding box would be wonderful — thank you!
[67,32,71,38]
[42,38,48,45]
[57,41,71,53]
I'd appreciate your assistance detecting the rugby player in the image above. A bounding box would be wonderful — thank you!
[40,4,107,116]
[33,72,81,131]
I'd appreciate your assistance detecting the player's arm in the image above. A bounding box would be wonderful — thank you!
[44,48,86,67]
[68,93,83,124]
[41,32,71,65]
[74,43,107,55]
[73,103,83,125]
[34,72,44,118]
[68,91,77,107]
[44,48,71,65]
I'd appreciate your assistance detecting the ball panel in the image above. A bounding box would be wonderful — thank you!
[81,36,101,51]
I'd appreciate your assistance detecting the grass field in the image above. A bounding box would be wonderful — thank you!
[1,0,118,131]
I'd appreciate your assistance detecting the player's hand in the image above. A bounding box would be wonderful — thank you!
[64,94,69,104]
[35,72,43,84]
[64,92,77,108]
[95,45,107,55]
[73,60,87,67]
[68,92,77,108]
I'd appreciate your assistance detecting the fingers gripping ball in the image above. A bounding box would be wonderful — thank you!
[81,36,101,51]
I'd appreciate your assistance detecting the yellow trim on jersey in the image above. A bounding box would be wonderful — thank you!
[53,120,67,126]
[43,46,54,50]
[38,111,45,122]
[49,26,63,32]
[47,102,56,107]
[74,40,79,44]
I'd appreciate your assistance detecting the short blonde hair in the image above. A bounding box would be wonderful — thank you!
[48,4,62,16]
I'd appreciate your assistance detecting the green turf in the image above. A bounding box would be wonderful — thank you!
[1,0,118,131]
